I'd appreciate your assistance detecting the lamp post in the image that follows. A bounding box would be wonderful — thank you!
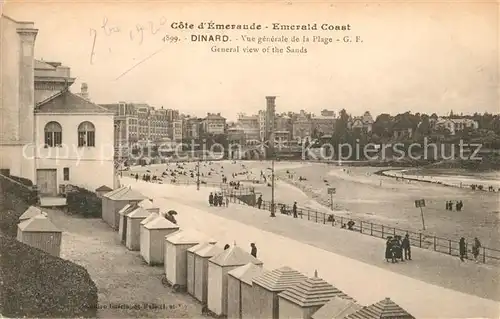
[270,155,276,217]
[196,158,200,190]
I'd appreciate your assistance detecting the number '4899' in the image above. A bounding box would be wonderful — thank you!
[163,35,180,43]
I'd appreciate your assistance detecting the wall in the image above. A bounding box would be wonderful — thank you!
[0,16,37,182]
[227,275,241,319]
[18,230,62,257]
[35,113,115,191]
[278,298,305,319]
[240,283,255,319]
[253,284,275,319]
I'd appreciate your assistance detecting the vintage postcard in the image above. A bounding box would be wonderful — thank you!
[0,1,499,318]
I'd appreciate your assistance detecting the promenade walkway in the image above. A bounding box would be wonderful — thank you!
[126,179,500,319]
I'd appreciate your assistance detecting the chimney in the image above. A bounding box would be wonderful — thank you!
[80,82,89,100]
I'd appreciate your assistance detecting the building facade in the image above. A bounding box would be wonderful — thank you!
[237,113,260,143]
[311,109,336,137]
[435,118,479,135]
[348,111,374,134]
[202,113,226,135]
[35,90,116,194]
[0,15,38,181]
[182,116,202,140]
[292,110,313,140]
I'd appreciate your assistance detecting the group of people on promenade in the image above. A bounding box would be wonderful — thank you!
[208,192,229,207]
[459,237,482,262]
[446,200,463,211]
[385,234,412,263]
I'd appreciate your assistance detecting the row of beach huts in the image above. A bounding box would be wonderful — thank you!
[16,185,417,319]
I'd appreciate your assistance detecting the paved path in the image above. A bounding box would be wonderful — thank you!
[44,208,207,319]
[127,180,500,318]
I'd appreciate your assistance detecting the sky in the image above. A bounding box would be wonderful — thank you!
[3,1,499,121]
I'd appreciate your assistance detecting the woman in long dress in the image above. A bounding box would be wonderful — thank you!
[385,237,393,262]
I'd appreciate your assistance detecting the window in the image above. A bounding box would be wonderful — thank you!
[78,121,96,147]
[63,167,70,181]
[44,121,62,147]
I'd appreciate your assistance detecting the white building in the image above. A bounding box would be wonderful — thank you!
[436,118,479,135]
[34,90,116,195]
[0,15,38,181]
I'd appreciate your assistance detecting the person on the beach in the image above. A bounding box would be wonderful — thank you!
[292,201,298,218]
[472,237,481,263]
[402,233,411,260]
[209,192,214,206]
[257,195,263,209]
[390,237,400,263]
[459,237,467,261]
[135,173,139,182]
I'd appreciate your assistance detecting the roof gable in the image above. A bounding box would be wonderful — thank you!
[19,206,44,221]
[35,60,57,70]
[312,297,362,319]
[95,185,113,192]
[166,228,215,245]
[36,90,113,114]
[228,262,265,285]
[143,216,179,230]
[209,245,263,267]
[253,266,308,292]
[104,186,147,201]
[346,298,414,319]
[127,207,151,219]
[278,272,354,308]
[187,242,212,253]
[18,215,61,232]
[195,244,224,258]
[140,212,159,225]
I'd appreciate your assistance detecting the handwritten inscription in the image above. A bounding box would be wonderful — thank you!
[89,16,167,64]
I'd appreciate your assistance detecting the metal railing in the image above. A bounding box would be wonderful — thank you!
[248,199,500,266]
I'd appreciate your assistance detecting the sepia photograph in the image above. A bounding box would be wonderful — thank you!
[0,1,499,318]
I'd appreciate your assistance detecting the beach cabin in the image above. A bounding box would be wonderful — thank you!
[278,271,354,319]
[17,215,62,257]
[18,206,45,222]
[125,207,151,250]
[252,266,308,319]
[311,297,362,319]
[164,229,216,289]
[137,198,160,214]
[95,185,113,198]
[118,203,138,243]
[101,186,147,230]
[344,298,415,319]
[227,263,266,319]
[207,245,263,316]
[187,242,212,296]
[140,216,179,265]
[193,244,224,304]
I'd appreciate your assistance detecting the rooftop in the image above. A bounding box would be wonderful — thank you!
[253,266,308,292]
[209,245,263,267]
[36,91,112,114]
[346,298,415,319]
[278,271,354,308]
[228,262,265,285]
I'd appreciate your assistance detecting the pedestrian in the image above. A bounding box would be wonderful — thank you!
[459,237,467,262]
[135,173,139,181]
[209,192,214,206]
[292,201,298,218]
[472,237,481,263]
[390,236,401,263]
[402,233,411,260]
[225,196,229,207]
[445,201,449,210]
[214,194,219,207]
[257,195,263,209]
[385,236,393,262]
[250,243,257,258]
